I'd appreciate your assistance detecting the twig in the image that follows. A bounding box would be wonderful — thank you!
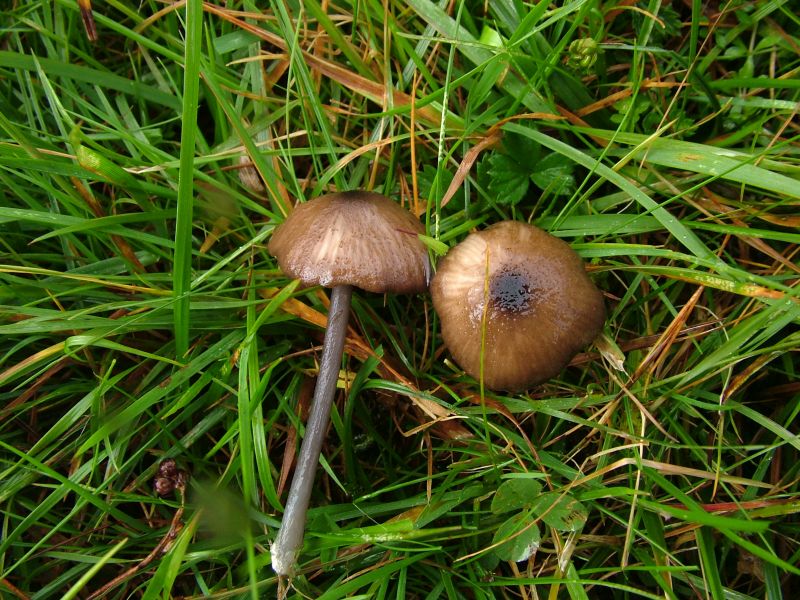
[86,467,187,600]
[0,578,30,600]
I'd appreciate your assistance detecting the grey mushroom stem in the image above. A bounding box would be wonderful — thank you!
[271,284,353,576]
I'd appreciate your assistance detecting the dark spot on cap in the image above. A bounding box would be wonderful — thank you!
[490,268,535,314]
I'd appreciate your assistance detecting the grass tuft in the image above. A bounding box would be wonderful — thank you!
[1,1,799,598]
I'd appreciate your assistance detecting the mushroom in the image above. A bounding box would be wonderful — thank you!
[268,190,429,575]
[430,221,604,391]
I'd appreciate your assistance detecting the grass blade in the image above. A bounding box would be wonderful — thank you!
[173,0,204,359]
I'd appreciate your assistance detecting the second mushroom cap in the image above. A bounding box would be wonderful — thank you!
[431,221,605,391]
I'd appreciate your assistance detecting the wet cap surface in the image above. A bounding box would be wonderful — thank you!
[431,221,605,391]
[268,191,430,294]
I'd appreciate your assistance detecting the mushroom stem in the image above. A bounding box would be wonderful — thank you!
[271,284,353,576]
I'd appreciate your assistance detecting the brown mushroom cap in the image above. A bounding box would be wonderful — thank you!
[268,191,430,294]
[431,221,605,391]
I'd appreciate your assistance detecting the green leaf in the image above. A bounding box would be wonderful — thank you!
[504,123,723,266]
[418,164,463,208]
[478,25,503,48]
[583,128,800,200]
[491,478,544,514]
[478,153,529,205]
[141,515,197,600]
[503,131,541,170]
[406,0,551,113]
[0,51,181,110]
[530,492,588,532]
[492,512,541,562]
[418,234,449,256]
[173,0,205,359]
[75,144,140,189]
[530,152,576,196]
[695,527,725,600]
[61,538,128,600]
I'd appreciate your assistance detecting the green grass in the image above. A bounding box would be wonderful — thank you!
[1,0,799,598]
